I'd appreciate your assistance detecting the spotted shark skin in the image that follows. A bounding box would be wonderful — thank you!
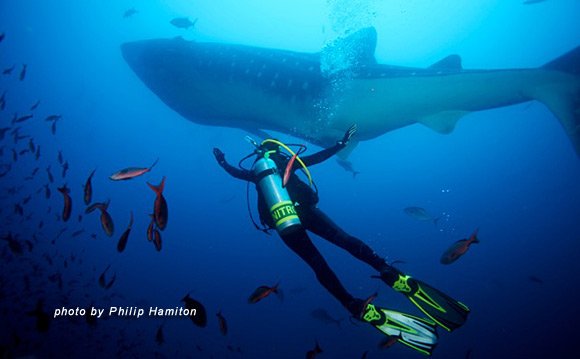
[122,28,580,156]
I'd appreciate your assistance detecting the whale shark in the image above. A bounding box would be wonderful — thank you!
[121,27,580,157]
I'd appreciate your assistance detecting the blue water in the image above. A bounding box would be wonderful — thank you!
[1,1,579,358]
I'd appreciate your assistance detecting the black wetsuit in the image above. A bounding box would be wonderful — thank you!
[217,143,389,315]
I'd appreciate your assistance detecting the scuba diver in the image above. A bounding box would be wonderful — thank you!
[212,125,469,355]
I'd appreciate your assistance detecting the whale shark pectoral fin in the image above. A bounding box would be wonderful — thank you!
[245,128,274,142]
[418,111,470,134]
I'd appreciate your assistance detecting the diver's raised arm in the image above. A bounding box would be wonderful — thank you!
[301,124,357,167]
[213,148,253,181]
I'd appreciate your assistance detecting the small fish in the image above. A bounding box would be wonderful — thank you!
[146,214,155,241]
[98,264,116,289]
[58,150,63,164]
[44,184,51,199]
[62,161,69,178]
[27,299,51,332]
[30,100,40,111]
[310,308,342,326]
[336,159,361,178]
[0,92,6,110]
[1,233,24,255]
[283,153,298,187]
[361,350,369,359]
[216,311,228,335]
[97,201,114,237]
[57,184,72,222]
[440,228,480,265]
[51,121,57,135]
[28,138,35,152]
[35,145,40,160]
[123,7,138,18]
[47,166,54,183]
[0,127,10,140]
[2,65,14,75]
[110,158,158,180]
[306,341,323,359]
[0,163,10,177]
[528,275,544,284]
[45,114,62,122]
[170,17,197,29]
[83,169,96,205]
[181,293,207,327]
[378,335,399,350]
[403,206,440,225]
[71,229,85,237]
[12,149,17,162]
[117,211,133,253]
[147,176,168,230]
[248,283,280,304]
[19,64,27,81]
[155,324,164,345]
[14,114,33,124]
[22,195,32,204]
[0,32,4,42]
[19,149,30,156]
[153,229,162,251]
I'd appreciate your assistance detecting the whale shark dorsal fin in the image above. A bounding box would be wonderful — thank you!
[429,55,463,70]
[418,111,470,134]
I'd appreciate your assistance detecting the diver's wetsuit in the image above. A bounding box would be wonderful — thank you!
[217,143,389,315]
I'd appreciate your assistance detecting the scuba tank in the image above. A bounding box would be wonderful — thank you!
[252,151,302,235]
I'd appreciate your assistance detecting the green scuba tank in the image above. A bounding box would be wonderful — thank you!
[252,155,302,235]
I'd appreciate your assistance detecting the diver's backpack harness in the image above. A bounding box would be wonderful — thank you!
[239,138,316,235]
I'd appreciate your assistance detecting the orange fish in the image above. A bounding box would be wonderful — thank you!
[93,201,114,237]
[147,176,168,230]
[153,229,162,251]
[440,228,480,265]
[57,185,72,222]
[182,294,207,327]
[378,335,399,350]
[248,283,280,304]
[282,153,298,187]
[117,212,133,253]
[306,341,323,359]
[146,214,155,241]
[216,311,228,336]
[109,158,158,181]
[83,169,96,205]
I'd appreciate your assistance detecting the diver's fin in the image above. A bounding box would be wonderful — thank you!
[391,275,470,332]
[363,304,438,356]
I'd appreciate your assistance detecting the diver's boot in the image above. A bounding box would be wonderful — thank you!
[362,303,438,356]
[380,266,470,332]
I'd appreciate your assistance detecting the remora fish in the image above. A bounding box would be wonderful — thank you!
[109,158,158,180]
[121,27,580,157]
[404,206,440,225]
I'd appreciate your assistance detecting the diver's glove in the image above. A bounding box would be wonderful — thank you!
[338,124,357,147]
[213,148,226,165]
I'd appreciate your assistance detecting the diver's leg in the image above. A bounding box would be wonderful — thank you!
[302,207,389,271]
[304,207,469,331]
[279,228,363,316]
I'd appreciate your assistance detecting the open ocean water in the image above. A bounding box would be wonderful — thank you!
[1,1,579,358]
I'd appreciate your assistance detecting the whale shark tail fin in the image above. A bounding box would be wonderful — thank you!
[538,47,580,157]
[542,46,580,75]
